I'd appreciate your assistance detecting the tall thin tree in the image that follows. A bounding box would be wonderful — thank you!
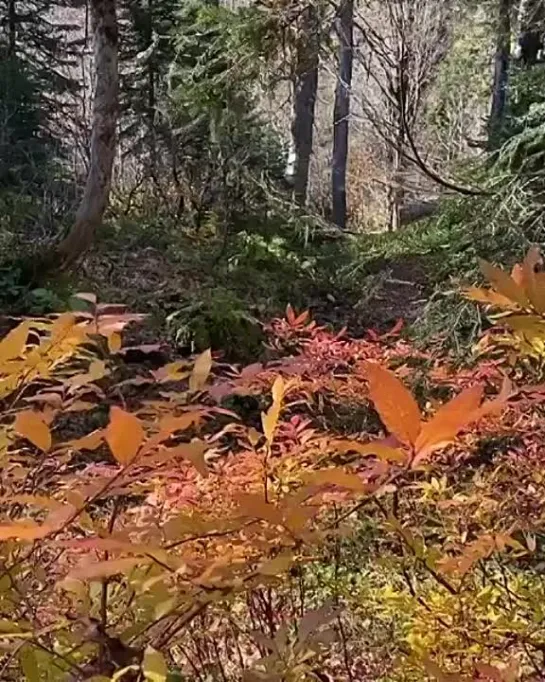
[57,0,119,265]
[489,0,512,144]
[331,0,354,228]
[286,2,320,205]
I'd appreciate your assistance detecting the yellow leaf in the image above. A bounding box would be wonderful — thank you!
[261,375,285,444]
[142,647,168,682]
[14,410,51,452]
[364,362,421,446]
[107,332,122,353]
[521,246,545,312]
[0,321,29,363]
[189,349,212,391]
[414,385,484,463]
[479,259,529,308]
[105,406,145,465]
[259,552,293,576]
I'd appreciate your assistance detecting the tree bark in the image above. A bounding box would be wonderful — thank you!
[517,0,545,64]
[7,0,17,57]
[57,0,118,266]
[286,3,320,205]
[489,0,512,143]
[331,0,354,229]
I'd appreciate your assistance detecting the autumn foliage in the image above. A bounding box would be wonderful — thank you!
[2,255,545,681]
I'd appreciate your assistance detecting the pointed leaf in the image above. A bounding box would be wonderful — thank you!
[308,468,368,492]
[19,645,39,682]
[105,406,145,466]
[108,332,122,353]
[414,385,484,461]
[166,441,209,477]
[68,557,146,580]
[189,349,212,391]
[336,440,407,464]
[364,362,421,446]
[0,322,29,363]
[259,552,293,576]
[14,410,51,452]
[143,647,168,682]
[463,286,516,309]
[479,259,529,308]
[261,376,285,444]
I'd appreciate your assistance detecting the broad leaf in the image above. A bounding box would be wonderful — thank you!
[258,552,293,576]
[143,647,168,682]
[14,410,51,452]
[364,362,421,446]
[105,406,145,466]
[479,259,529,308]
[189,349,212,391]
[19,645,39,682]
[308,468,368,492]
[261,375,285,444]
[463,286,516,309]
[68,557,146,580]
[414,385,484,462]
[0,322,29,363]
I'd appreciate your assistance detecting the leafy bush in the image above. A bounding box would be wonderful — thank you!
[3,253,545,680]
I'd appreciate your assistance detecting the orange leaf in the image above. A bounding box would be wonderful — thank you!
[463,286,517,309]
[308,468,368,492]
[235,494,284,525]
[14,410,51,452]
[166,441,209,477]
[0,322,29,363]
[337,440,407,464]
[414,385,484,463]
[68,430,104,451]
[189,349,212,391]
[364,362,421,446]
[479,259,529,308]
[105,406,145,466]
[0,521,47,541]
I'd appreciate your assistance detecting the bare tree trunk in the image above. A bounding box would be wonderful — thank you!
[7,0,16,57]
[517,0,545,64]
[286,4,320,205]
[489,0,512,143]
[57,0,118,266]
[331,0,354,229]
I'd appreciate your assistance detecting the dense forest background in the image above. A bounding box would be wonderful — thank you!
[3,1,545,681]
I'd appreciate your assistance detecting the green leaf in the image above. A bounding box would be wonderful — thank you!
[143,646,168,682]
[19,645,39,682]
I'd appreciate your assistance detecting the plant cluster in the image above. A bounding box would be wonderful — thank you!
[1,254,545,680]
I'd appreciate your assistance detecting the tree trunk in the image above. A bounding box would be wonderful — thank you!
[489,0,512,143]
[331,0,354,229]
[286,3,320,205]
[7,0,17,57]
[57,0,118,266]
[517,0,545,64]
